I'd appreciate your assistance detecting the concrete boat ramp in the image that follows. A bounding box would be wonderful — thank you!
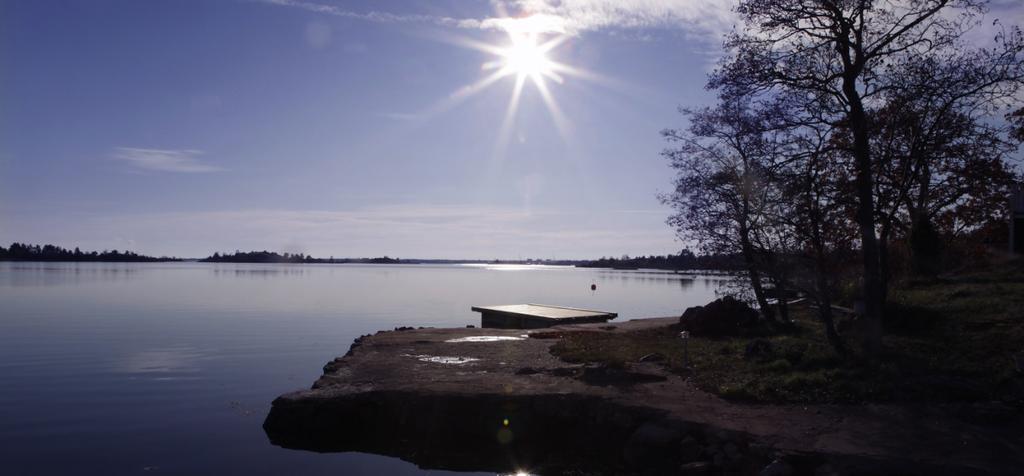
[264,318,1024,475]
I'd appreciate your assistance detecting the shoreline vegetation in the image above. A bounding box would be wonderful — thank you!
[0,242,742,270]
[554,255,1024,405]
[0,242,179,262]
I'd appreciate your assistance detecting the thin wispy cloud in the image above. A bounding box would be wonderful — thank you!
[261,0,1018,51]
[260,0,477,28]
[112,147,223,173]
[498,0,736,36]
[259,0,737,38]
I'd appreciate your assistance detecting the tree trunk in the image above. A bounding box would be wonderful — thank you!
[740,222,776,322]
[908,159,933,246]
[843,73,885,356]
[808,184,845,355]
[915,160,932,216]
[878,226,890,304]
[776,282,790,322]
[768,256,790,322]
[815,268,846,356]
[909,161,941,275]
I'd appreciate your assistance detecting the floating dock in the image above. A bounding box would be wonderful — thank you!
[471,303,617,329]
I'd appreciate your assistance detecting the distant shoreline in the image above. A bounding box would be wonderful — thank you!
[0,257,737,272]
[0,242,743,271]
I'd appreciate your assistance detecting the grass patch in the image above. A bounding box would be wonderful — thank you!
[550,259,1024,405]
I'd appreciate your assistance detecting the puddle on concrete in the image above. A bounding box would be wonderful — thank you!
[444,336,526,343]
[402,354,481,364]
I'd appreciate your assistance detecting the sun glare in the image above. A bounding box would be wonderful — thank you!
[500,33,554,79]
[432,14,605,154]
[487,32,566,87]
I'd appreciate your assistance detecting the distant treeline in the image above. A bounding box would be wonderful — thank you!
[576,250,742,270]
[1,242,739,270]
[202,251,401,264]
[0,243,178,262]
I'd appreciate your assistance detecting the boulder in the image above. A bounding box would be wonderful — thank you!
[722,441,741,460]
[678,435,701,462]
[679,296,759,337]
[622,422,682,468]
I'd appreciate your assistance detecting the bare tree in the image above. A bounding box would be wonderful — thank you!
[661,100,785,323]
[710,0,1001,355]
[772,118,859,353]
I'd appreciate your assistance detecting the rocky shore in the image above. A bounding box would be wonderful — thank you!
[264,318,1023,475]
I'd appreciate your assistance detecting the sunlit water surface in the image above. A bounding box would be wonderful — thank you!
[0,262,724,475]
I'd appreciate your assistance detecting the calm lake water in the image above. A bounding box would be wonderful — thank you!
[0,262,724,475]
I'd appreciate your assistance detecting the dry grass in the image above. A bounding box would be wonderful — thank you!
[551,259,1024,404]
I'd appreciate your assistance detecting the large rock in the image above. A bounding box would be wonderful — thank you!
[679,296,759,337]
[622,422,683,468]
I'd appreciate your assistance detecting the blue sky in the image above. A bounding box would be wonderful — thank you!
[2,1,1021,259]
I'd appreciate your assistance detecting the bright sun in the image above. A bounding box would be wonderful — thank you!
[489,32,566,88]
[500,33,554,79]
[433,15,601,151]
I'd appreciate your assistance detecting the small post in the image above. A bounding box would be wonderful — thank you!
[679,331,689,367]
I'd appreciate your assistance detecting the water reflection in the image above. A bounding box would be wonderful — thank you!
[0,262,142,287]
[590,270,733,294]
[114,346,210,375]
[211,265,311,278]
[402,354,482,364]
[1,261,725,475]
[460,264,574,271]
